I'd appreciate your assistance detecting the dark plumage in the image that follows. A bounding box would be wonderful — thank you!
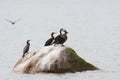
[62,30,68,43]
[22,40,30,57]
[44,32,55,46]
[53,28,68,45]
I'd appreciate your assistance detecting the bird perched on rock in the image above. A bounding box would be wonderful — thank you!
[53,28,68,45]
[22,40,30,58]
[62,29,68,44]
[44,32,56,46]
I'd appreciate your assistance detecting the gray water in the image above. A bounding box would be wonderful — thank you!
[0,0,120,80]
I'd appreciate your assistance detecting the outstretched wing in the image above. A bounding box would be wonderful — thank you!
[14,18,21,23]
[5,18,21,24]
[5,18,14,24]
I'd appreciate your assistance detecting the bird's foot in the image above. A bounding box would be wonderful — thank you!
[61,44,64,46]
[22,55,24,58]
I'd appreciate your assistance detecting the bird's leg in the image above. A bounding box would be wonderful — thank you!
[54,43,57,46]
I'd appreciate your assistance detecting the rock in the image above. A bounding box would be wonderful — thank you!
[12,45,99,73]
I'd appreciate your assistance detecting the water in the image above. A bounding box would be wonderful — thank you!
[0,0,120,80]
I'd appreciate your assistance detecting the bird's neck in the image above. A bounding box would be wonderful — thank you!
[51,34,54,38]
[27,42,30,45]
[60,30,63,36]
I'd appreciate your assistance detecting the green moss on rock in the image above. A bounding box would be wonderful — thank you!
[65,48,98,72]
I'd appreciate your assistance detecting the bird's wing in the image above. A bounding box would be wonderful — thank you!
[23,45,30,53]
[5,18,14,23]
[45,38,53,46]
[15,18,21,23]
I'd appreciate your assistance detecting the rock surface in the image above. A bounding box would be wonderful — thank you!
[12,45,98,73]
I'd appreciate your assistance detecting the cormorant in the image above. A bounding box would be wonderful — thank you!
[44,32,56,46]
[62,29,68,43]
[53,28,68,45]
[22,40,30,57]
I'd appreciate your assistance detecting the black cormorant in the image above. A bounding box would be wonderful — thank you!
[44,32,55,46]
[62,30,68,44]
[53,28,68,45]
[22,40,30,57]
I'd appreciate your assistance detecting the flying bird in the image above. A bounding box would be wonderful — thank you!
[5,18,20,25]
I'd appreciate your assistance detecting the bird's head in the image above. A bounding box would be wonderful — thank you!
[60,28,65,32]
[51,32,56,35]
[27,40,30,43]
[51,32,57,37]
[63,30,68,34]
